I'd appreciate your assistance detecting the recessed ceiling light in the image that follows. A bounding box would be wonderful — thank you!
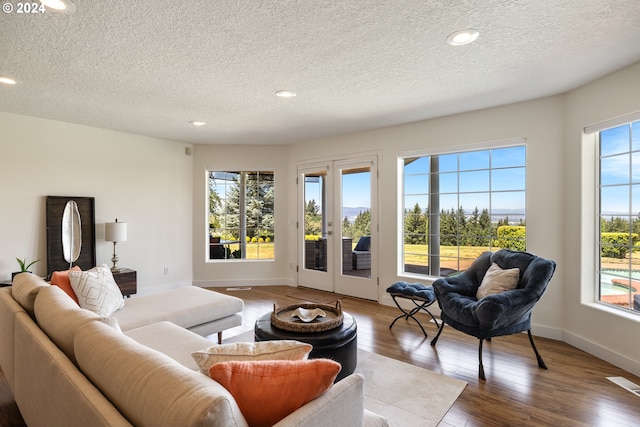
[275,90,297,98]
[189,121,206,126]
[446,29,480,46]
[39,0,76,13]
[0,77,16,85]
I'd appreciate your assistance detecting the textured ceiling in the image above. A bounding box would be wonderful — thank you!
[1,0,640,145]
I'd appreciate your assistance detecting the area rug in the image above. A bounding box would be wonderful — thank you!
[284,289,344,304]
[223,331,466,426]
[356,348,466,426]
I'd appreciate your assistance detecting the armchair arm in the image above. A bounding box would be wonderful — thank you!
[519,257,556,297]
[475,289,539,330]
[432,275,477,298]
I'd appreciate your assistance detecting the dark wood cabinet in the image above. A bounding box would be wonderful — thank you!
[112,268,137,298]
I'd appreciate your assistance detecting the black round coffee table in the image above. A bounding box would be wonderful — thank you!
[254,311,357,382]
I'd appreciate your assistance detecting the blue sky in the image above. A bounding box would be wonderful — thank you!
[305,171,371,210]
[342,172,370,208]
[403,146,526,215]
[600,121,640,215]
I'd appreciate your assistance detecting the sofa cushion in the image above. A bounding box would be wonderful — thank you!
[112,286,243,331]
[192,340,313,374]
[50,266,82,304]
[74,320,249,427]
[34,285,100,364]
[209,359,340,427]
[124,321,213,371]
[69,265,125,317]
[11,272,48,317]
[476,262,519,300]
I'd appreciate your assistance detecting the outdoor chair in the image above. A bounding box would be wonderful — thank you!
[431,249,556,380]
[352,236,371,270]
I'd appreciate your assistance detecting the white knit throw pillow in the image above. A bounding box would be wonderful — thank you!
[69,264,125,316]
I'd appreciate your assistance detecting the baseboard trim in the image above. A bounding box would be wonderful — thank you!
[193,277,295,288]
[530,324,564,341]
[563,331,640,377]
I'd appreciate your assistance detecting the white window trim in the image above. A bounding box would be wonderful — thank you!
[398,137,526,159]
[583,110,640,135]
[587,113,640,314]
[206,170,276,262]
[398,137,527,278]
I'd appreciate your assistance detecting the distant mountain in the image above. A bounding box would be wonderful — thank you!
[342,207,369,221]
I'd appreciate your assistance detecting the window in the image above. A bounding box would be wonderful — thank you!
[401,145,526,276]
[597,120,640,313]
[208,171,274,260]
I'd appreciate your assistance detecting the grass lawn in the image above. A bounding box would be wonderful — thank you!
[240,242,492,266]
[242,242,274,259]
[404,244,491,271]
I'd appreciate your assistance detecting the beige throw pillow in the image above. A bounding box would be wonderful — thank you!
[476,262,520,300]
[69,264,125,316]
[192,340,313,374]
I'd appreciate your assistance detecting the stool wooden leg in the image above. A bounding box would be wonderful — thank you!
[217,331,222,344]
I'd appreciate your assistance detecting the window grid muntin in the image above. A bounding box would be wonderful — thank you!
[402,145,526,276]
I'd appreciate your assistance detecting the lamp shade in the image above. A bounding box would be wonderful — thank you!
[105,221,127,242]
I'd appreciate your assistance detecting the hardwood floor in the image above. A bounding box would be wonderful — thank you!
[0,366,25,427]
[2,285,639,426]
[217,286,640,427]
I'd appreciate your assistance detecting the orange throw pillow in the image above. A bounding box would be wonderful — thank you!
[209,359,340,427]
[50,266,82,304]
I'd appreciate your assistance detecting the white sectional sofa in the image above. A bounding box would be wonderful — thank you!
[0,273,388,426]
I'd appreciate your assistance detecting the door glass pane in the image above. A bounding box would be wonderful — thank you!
[303,171,327,272]
[341,166,371,278]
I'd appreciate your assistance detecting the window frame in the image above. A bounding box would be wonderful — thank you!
[595,118,640,315]
[207,170,275,262]
[398,139,527,278]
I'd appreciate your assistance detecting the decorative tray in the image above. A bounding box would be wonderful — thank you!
[271,300,343,332]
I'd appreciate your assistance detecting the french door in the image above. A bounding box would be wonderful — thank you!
[297,155,378,301]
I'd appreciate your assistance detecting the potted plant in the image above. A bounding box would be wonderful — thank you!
[13,257,39,280]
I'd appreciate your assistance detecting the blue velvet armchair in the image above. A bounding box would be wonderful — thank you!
[431,249,556,380]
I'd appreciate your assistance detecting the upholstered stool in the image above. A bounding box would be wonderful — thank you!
[386,281,439,338]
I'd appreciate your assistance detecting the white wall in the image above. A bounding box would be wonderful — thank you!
[563,63,640,376]
[191,144,291,287]
[0,111,193,294]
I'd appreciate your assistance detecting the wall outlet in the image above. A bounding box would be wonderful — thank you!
[163,267,169,275]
